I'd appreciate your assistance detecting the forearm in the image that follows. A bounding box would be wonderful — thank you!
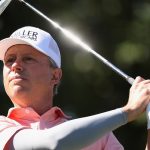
[10,108,127,150]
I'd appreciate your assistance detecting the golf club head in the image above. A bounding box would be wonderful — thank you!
[0,0,12,15]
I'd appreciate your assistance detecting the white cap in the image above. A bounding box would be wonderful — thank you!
[0,26,61,68]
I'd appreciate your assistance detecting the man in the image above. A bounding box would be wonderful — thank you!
[0,26,149,150]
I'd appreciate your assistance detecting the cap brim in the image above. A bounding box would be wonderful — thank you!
[0,37,47,61]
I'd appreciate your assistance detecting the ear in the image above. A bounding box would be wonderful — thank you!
[51,68,62,85]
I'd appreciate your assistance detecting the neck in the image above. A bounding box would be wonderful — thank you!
[33,104,53,115]
[14,102,53,115]
[12,94,54,116]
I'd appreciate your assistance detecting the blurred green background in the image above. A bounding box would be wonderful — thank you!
[0,0,150,149]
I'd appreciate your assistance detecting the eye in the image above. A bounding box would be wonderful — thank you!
[4,57,15,65]
[23,56,36,63]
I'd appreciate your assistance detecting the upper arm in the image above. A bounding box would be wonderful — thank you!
[9,128,57,150]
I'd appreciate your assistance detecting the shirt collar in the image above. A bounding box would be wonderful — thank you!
[7,106,70,122]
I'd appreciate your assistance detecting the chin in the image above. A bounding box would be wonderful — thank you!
[8,87,30,101]
[10,84,29,93]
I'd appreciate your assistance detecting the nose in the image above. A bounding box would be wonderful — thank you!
[11,59,23,72]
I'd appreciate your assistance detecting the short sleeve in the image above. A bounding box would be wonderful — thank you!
[0,116,26,150]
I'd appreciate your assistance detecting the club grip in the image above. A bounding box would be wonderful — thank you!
[127,77,135,85]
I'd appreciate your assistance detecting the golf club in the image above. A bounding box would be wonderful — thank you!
[0,0,134,85]
[0,0,12,15]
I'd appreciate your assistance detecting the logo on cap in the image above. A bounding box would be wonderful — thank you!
[11,30,38,41]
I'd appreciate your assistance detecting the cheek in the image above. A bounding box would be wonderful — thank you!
[3,67,9,86]
[29,67,51,84]
[3,67,11,96]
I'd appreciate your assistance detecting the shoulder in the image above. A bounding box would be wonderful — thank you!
[0,115,25,150]
[0,115,21,127]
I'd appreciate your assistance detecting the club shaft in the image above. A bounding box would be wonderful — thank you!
[18,0,134,85]
[89,49,134,85]
[0,0,12,15]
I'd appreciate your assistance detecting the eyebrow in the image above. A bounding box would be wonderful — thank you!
[5,52,36,57]
[4,53,15,59]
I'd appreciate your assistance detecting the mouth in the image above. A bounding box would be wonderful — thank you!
[9,76,26,83]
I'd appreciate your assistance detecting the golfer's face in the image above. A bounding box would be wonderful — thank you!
[3,44,59,107]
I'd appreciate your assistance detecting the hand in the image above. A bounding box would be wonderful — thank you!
[122,76,150,122]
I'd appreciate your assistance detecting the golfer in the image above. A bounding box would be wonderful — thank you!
[0,26,150,150]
